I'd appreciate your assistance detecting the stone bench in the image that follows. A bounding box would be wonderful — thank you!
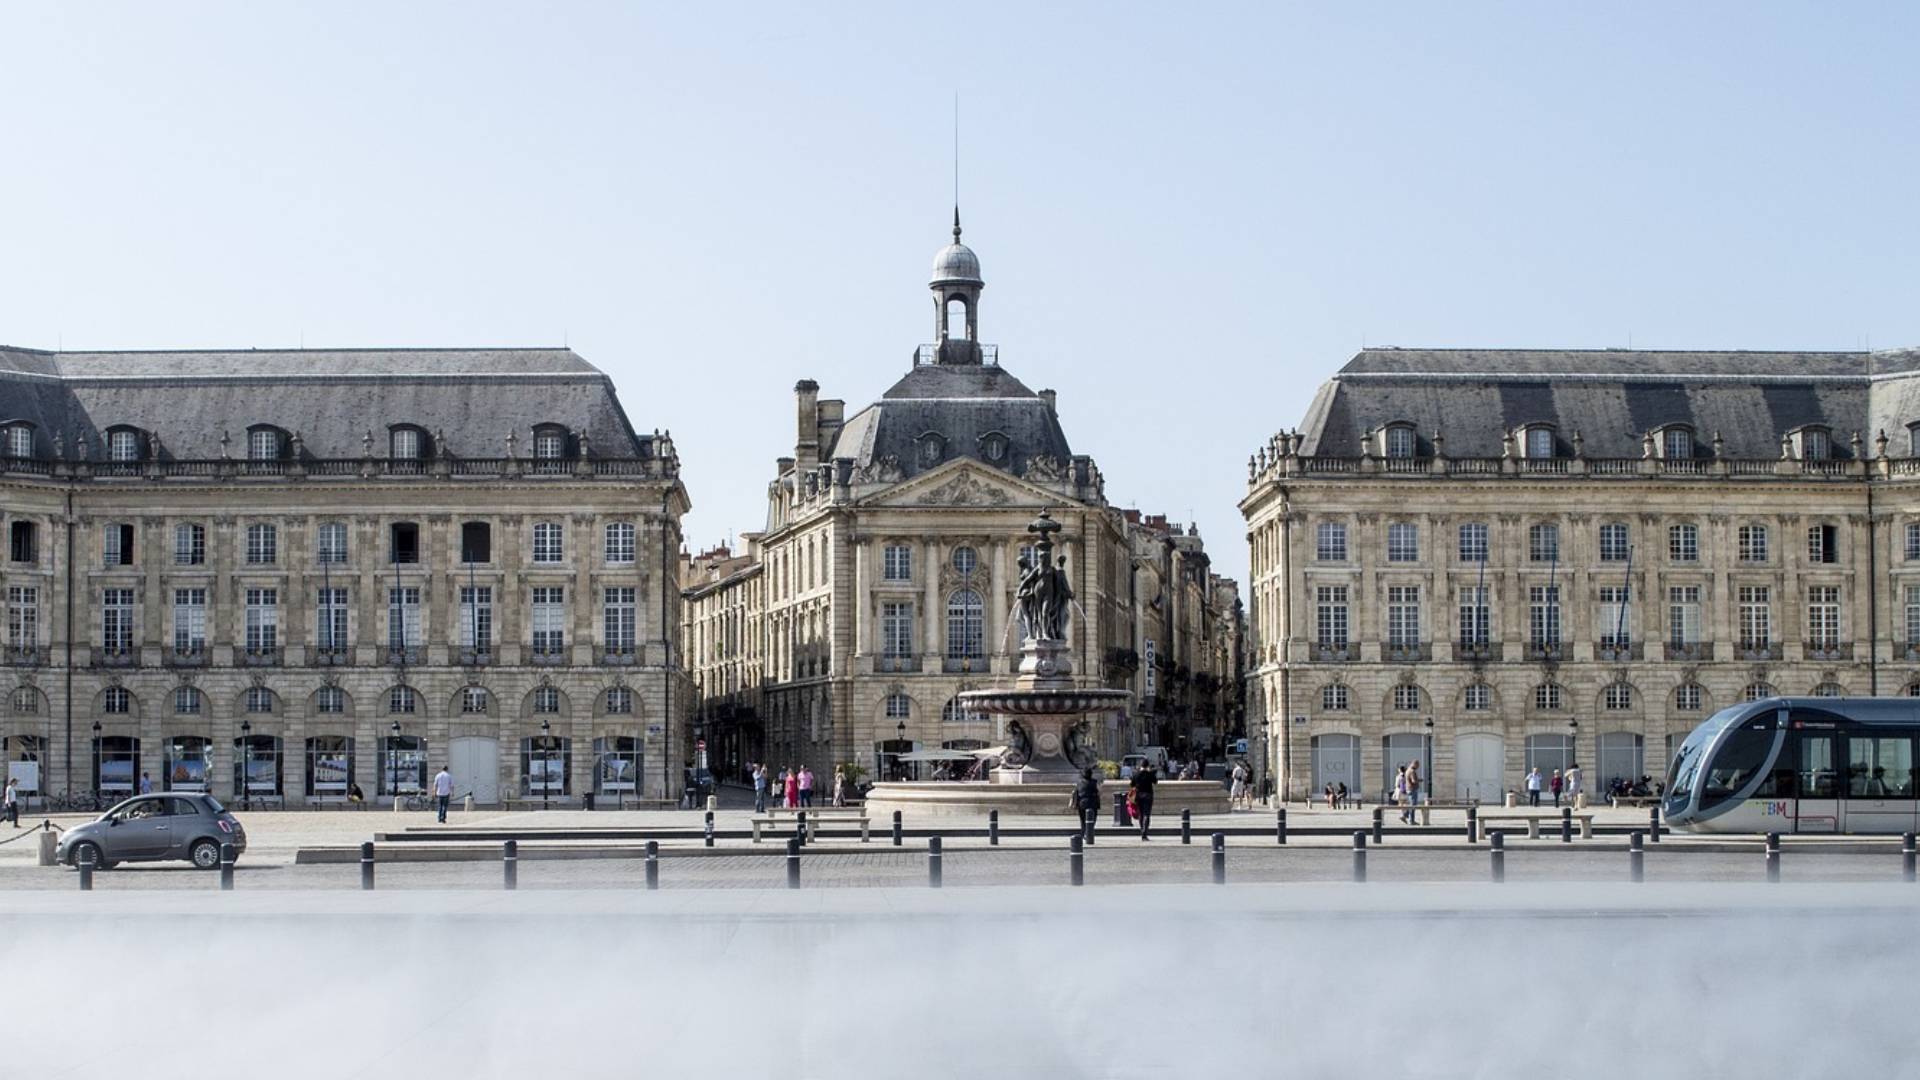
[752,808,870,843]
[1478,812,1596,840]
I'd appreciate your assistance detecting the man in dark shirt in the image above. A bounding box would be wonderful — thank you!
[1129,764,1157,839]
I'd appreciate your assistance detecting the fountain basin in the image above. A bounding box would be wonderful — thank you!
[862,780,1230,819]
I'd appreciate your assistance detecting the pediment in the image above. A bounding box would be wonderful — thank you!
[860,461,1065,509]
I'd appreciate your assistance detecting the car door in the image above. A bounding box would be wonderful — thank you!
[162,796,203,853]
[105,797,172,859]
[1840,733,1918,835]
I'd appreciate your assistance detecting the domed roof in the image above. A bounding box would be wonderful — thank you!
[929,210,983,286]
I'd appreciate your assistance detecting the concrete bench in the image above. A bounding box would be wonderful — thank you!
[1478,812,1595,840]
[752,808,870,843]
[1608,795,1661,809]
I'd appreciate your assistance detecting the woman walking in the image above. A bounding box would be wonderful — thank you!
[783,766,799,809]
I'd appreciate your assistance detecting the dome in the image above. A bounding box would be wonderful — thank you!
[930,241,982,286]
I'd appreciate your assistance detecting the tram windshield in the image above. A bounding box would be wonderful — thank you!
[1667,705,1746,803]
[1700,717,1779,812]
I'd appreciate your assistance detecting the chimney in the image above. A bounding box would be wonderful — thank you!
[1039,388,1057,415]
[794,380,820,469]
[816,398,845,450]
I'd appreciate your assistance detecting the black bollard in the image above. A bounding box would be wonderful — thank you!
[1352,831,1367,882]
[1765,832,1781,883]
[646,840,660,891]
[360,841,375,890]
[1648,804,1661,843]
[1083,808,1096,846]
[503,840,518,890]
[1112,791,1128,828]
[1560,806,1573,843]
[1372,806,1384,845]
[1211,832,1226,884]
[78,848,94,891]
[704,810,714,848]
[1490,831,1505,883]
[1466,805,1478,845]
[1276,807,1287,846]
[786,836,801,889]
[796,810,807,848]
[891,810,902,847]
[220,842,236,891]
[1629,831,1644,883]
[989,810,999,846]
[1904,833,1916,883]
[928,836,943,888]
[1069,833,1084,886]
[1181,809,1192,845]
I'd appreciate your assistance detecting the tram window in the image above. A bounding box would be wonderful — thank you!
[1701,721,1778,810]
[1848,736,1916,799]
[1753,736,1796,799]
[1798,735,1837,799]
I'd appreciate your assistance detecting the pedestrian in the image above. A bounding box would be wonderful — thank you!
[1406,760,1422,824]
[1129,761,1157,839]
[2,777,17,827]
[1324,782,1336,809]
[832,767,846,807]
[798,765,815,807]
[1073,767,1102,832]
[783,766,799,809]
[1336,781,1348,809]
[1229,760,1249,810]
[1566,763,1583,806]
[1526,767,1543,807]
[1394,766,1411,824]
[1550,768,1564,808]
[138,771,153,795]
[431,764,453,823]
[752,762,768,814]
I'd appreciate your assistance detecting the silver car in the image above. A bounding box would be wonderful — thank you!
[57,793,247,870]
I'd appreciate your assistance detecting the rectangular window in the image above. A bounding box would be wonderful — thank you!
[460,522,491,564]
[1464,684,1492,711]
[1597,585,1630,647]
[532,587,566,654]
[533,522,565,564]
[1385,426,1415,458]
[1807,585,1840,649]
[1808,524,1839,564]
[1457,585,1489,646]
[7,586,38,649]
[172,589,206,652]
[1321,684,1349,711]
[1526,428,1554,459]
[1663,428,1693,460]
[175,523,206,566]
[389,522,419,565]
[603,587,636,653]
[1316,523,1347,562]
[1739,524,1770,563]
[316,587,348,650]
[248,429,278,461]
[245,588,279,651]
[1457,523,1488,564]
[102,523,134,567]
[459,586,493,650]
[1739,585,1772,649]
[1315,586,1349,649]
[387,586,422,648]
[1528,524,1559,564]
[1675,684,1703,711]
[1907,523,1920,562]
[1668,586,1701,645]
[1392,685,1421,711]
[9,521,35,564]
[1528,585,1560,648]
[1386,585,1420,646]
[303,522,342,567]
[1598,523,1629,563]
[881,601,914,658]
[102,588,134,652]
[1386,523,1418,563]
[1668,524,1698,562]
[604,523,636,565]
[883,545,912,581]
[1906,586,1920,649]
[246,524,277,565]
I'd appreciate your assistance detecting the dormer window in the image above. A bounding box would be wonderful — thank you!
[978,431,1009,464]
[1908,422,1920,458]
[1523,426,1556,459]
[532,426,567,460]
[1660,426,1694,460]
[1384,424,1417,459]
[390,426,426,460]
[3,423,33,458]
[1793,426,1832,461]
[917,432,946,467]
[247,427,283,461]
[106,428,143,463]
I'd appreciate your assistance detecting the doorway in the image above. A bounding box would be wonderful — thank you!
[449,736,500,806]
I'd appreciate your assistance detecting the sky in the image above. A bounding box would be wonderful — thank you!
[4,3,1918,589]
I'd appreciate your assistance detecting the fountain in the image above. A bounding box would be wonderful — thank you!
[863,511,1228,818]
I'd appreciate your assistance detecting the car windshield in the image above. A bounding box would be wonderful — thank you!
[202,795,226,814]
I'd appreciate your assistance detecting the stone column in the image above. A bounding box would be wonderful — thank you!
[852,538,870,671]
[922,539,940,666]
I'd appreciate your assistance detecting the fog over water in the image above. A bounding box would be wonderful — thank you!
[6,885,1906,1080]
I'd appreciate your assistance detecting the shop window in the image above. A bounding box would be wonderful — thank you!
[380,735,427,795]
[522,736,571,796]
[306,736,354,798]
[594,736,639,795]
[235,735,282,798]
[164,735,212,792]
[93,735,140,795]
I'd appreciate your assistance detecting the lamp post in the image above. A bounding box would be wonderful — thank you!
[389,719,401,803]
[1259,719,1271,805]
[540,718,552,812]
[896,719,907,782]
[1567,717,1580,803]
[239,719,252,811]
[1422,717,1434,811]
[91,720,100,798]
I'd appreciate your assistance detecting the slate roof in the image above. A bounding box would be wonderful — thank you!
[824,361,1073,480]
[1291,347,1920,460]
[0,345,655,460]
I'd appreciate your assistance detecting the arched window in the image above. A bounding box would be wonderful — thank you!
[942,697,982,724]
[247,426,284,461]
[885,693,912,718]
[1321,684,1349,711]
[173,687,201,715]
[532,425,567,462]
[3,422,33,458]
[1812,681,1844,698]
[1523,426,1556,459]
[106,427,143,463]
[460,687,489,714]
[245,687,275,714]
[103,687,131,714]
[1674,683,1704,711]
[945,590,984,663]
[314,686,346,714]
[1603,682,1633,710]
[951,546,978,576]
[533,686,561,713]
[1743,682,1776,703]
[945,296,969,340]
[389,426,426,461]
[1661,426,1694,460]
[1384,424,1416,459]
[1534,682,1564,710]
[388,686,417,714]
[605,686,633,714]
[1463,683,1492,711]
[1598,523,1630,562]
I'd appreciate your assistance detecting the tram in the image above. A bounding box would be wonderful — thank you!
[1665,697,1920,833]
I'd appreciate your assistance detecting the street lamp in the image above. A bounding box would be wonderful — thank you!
[540,718,552,812]
[239,719,252,812]
[896,719,907,782]
[1422,717,1434,813]
[389,719,401,805]
[1567,717,1580,804]
[1259,719,1271,805]
[91,721,101,799]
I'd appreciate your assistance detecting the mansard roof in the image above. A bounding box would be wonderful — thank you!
[826,361,1073,481]
[0,345,656,460]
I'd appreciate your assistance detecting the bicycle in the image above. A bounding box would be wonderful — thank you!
[48,790,118,813]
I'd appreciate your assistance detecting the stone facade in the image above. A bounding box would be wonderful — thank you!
[0,346,688,805]
[1244,347,1920,804]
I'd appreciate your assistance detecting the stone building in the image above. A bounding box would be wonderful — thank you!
[0,346,688,806]
[1120,511,1245,756]
[1244,347,1920,803]
[681,540,764,781]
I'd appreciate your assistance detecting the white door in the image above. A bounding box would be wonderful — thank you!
[1455,734,1504,804]
[449,736,500,806]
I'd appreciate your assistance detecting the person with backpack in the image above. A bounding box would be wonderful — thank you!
[1128,762,1157,839]
[1073,768,1102,833]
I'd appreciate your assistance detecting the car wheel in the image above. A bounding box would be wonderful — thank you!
[189,839,223,870]
[70,841,110,871]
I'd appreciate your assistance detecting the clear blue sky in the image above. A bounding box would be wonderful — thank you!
[5,3,1917,588]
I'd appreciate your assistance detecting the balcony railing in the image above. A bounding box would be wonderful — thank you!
[599,646,636,666]
[1804,641,1854,661]
[311,646,352,667]
[1309,643,1352,662]
[458,649,493,667]
[1267,454,1873,484]
[1524,642,1565,662]
[943,655,986,674]
[92,646,136,668]
[1664,641,1715,662]
[1736,641,1783,661]
[530,645,567,666]
[1382,642,1430,662]
[0,452,678,483]
[166,645,207,667]
[877,655,920,673]
[1453,641,1502,662]
[1596,642,1643,662]
[385,646,424,666]
[242,645,282,666]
